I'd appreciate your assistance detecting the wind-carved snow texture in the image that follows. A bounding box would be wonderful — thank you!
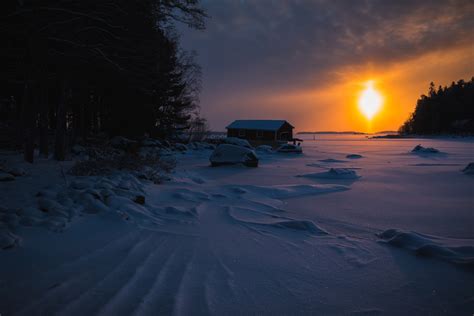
[2,171,355,315]
[227,206,328,236]
[297,168,361,180]
[378,229,474,266]
[2,136,474,314]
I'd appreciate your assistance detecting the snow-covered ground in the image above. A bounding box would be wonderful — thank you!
[1,135,473,315]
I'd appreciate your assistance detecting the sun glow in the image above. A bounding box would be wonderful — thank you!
[358,81,383,120]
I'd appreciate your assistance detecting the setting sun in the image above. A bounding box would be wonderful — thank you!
[358,81,383,120]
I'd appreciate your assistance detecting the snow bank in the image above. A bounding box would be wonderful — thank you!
[298,168,360,180]
[378,229,474,266]
[411,144,440,153]
[0,173,151,245]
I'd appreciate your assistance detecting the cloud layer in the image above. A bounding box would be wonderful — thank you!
[180,0,474,131]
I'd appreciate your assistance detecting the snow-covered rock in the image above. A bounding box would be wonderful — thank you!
[0,226,19,249]
[256,145,273,153]
[0,171,15,181]
[71,144,86,155]
[411,144,439,153]
[222,137,253,149]
[141,138,162,147]
[277,143,302,153]
[110,136,137,149]
[6,167,26,177]
[346,154,363,159]
[174,143,188,152]
[210,144,259,167]
[462,162,474,175]
[297,168,360,180]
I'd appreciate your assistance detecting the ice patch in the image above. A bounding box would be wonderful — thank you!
[297,168,360,180]
[378,229,474,266]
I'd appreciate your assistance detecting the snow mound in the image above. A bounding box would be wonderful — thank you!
[277,144,302,153]
[256,145,273,153]
[222,137,253,149]
[411,144,440,153]
[0,173,150,238]
[346,154,363,159]
[0,171,15,181]
[237,184,348,199]
[462,162,474,175]
[298,168,360,180]
[319,158,348,163]
[210,144,259,167]
[378,229,474,266]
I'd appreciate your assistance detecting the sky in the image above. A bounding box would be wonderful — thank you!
[179,0,474,132]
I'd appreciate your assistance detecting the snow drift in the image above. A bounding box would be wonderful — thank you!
[297,168,360,180]
[378,229,474,266]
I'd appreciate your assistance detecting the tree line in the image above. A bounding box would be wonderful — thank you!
[399,78,474,135]
[0,0,207,162]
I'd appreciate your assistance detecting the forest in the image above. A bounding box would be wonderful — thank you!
[399,78,474,135]
[0,0,207,163]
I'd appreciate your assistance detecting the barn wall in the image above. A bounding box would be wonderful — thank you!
[227,129,276,141]
[276,123,293,140]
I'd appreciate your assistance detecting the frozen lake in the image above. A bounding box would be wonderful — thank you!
[1,135,473,315]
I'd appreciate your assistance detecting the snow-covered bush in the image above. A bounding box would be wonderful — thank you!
[256,145,273,153]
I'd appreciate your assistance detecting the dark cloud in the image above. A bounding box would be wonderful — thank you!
[179,0,474,129]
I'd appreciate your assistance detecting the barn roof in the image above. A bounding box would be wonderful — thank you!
[226,120,293,131]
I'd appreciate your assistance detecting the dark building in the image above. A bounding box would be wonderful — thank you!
[226,120,294,145]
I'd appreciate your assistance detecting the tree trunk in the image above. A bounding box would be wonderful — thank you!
[22,81,34,163]
[39,80,49,157]
[54,82,67,161]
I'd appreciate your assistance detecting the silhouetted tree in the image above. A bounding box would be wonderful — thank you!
[0,0,207,161]
[399,77,474,135]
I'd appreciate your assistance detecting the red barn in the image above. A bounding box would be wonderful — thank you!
[226,120,294,146]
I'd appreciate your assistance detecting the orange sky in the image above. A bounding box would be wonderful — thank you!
[180,1,474,132]
[208,45,473,133]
